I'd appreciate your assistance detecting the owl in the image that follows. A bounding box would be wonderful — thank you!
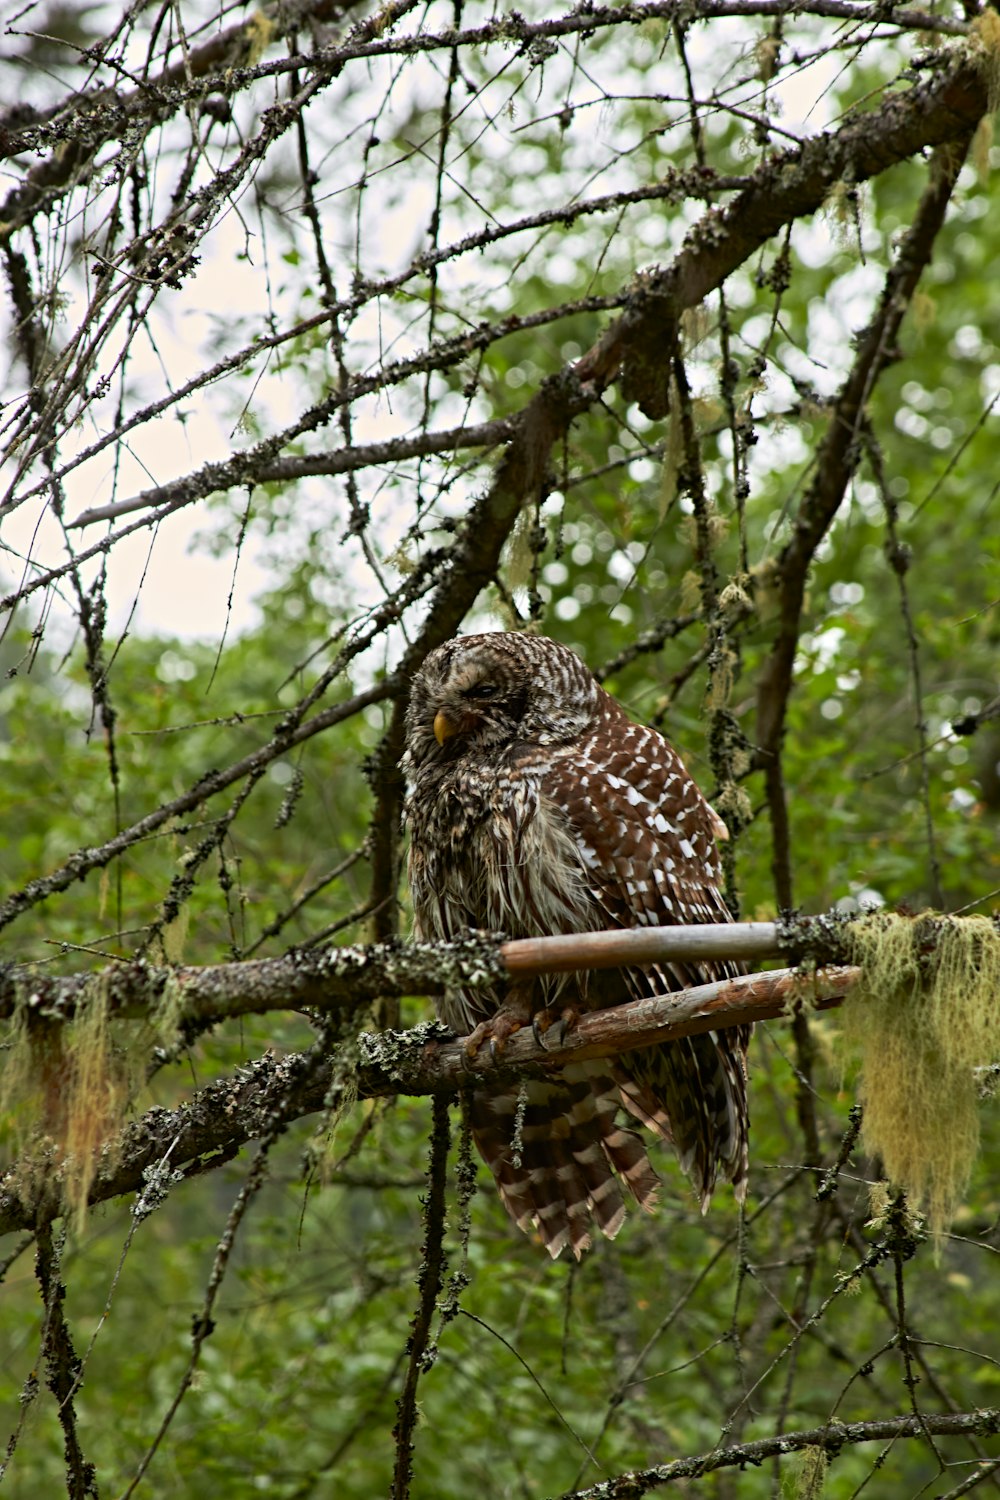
[403,632,749,1259]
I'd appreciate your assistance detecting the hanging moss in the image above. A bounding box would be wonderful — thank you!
[784,1446,827,1500]
[842,912,1000,1236]
[0,972,186,1229]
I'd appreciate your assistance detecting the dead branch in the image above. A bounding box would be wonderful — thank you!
[558,1409,1000,1497]
[48,45,988,539]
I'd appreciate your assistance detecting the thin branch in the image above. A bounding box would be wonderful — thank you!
[40,47,987,547]
[557,1410,1000,1498]
[70,417,516,528]
[34,1224,98,1498]
[755,133,975,785]
[0,679,392,936]
[391,1094,450,1500]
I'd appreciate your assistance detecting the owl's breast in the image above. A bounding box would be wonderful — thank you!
[407,758,594,947]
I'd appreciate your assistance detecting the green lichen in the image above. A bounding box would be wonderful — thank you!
[783,1446,827,1499]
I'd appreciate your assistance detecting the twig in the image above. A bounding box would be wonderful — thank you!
[391,1094,450,1499]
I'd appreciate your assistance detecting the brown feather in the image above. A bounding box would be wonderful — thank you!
[404,632,750,1257]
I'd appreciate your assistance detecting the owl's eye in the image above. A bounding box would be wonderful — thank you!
[464,681,501,700]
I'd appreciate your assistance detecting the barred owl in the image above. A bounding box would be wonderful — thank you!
[403,632,749,1259]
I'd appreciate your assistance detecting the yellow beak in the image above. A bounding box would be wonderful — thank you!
[433,709,458,746]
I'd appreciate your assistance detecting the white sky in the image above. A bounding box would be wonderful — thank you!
[0,38,837,645]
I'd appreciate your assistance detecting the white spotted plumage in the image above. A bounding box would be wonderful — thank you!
[403,632,750,1258]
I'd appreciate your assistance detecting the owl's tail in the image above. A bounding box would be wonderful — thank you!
[469,1062,660,1260]
[616,1028,751,1211]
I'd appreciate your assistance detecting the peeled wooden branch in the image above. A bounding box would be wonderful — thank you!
[361,965,857,1083]
[0,913,852,1028]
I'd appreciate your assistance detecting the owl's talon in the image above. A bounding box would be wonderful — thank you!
[532,1005,579,1050]
[465,1012,525,1059]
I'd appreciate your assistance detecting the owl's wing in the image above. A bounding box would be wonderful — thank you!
[540,699,750,1208]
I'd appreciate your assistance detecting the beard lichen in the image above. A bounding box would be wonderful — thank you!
[842,912,1000,1237]
[1,971,186,1230]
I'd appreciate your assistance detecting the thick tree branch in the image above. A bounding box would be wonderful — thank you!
[0,964,855,1236]
[577,62,986,416]
[0,916,859,1026]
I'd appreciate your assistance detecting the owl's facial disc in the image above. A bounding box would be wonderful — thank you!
[429,655,525,749]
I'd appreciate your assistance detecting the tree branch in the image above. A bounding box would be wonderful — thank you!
[0,916,859,1026]
[0,679,392,936]
[755,133,975,780]
[0,964,855,1237]
[52,46,988,541]
[557,1410,1000,1498]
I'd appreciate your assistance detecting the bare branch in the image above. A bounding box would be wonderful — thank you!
[46,47,988,547]
[559,1410,1000,1498]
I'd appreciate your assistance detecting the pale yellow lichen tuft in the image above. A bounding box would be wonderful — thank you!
[658,382,682,519]
[972,116,994,184]
[713,783,752,828]
[756,35,781,85]
[783,1446,828,1499]
[1,971,188,1230]
[692,395,722,430]
[842,912,1000,1237]
[503,506,541,594]
[705,645,737,711]
[243,13,274,67]
[969,9,1000,112]
[386,540,418,576]
[679,568,703,613]
[749,557,783,621]
[822,180,864,252]
[718,575,753,617]
[680,304,710,349]
[911,289,936,331]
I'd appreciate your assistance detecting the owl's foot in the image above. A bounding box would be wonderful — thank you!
[531,1005,579,1050]
[465,1003,531,1060]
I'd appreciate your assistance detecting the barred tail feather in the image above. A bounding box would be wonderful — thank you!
[617,1029,750,1211]
[468,1064,661,1259]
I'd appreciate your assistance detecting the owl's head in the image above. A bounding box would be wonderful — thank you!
[403,632,600,769]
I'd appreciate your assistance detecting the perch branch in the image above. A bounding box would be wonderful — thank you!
[0,963,856,1236]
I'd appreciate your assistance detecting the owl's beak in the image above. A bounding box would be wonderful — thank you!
[434,708,460,745]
